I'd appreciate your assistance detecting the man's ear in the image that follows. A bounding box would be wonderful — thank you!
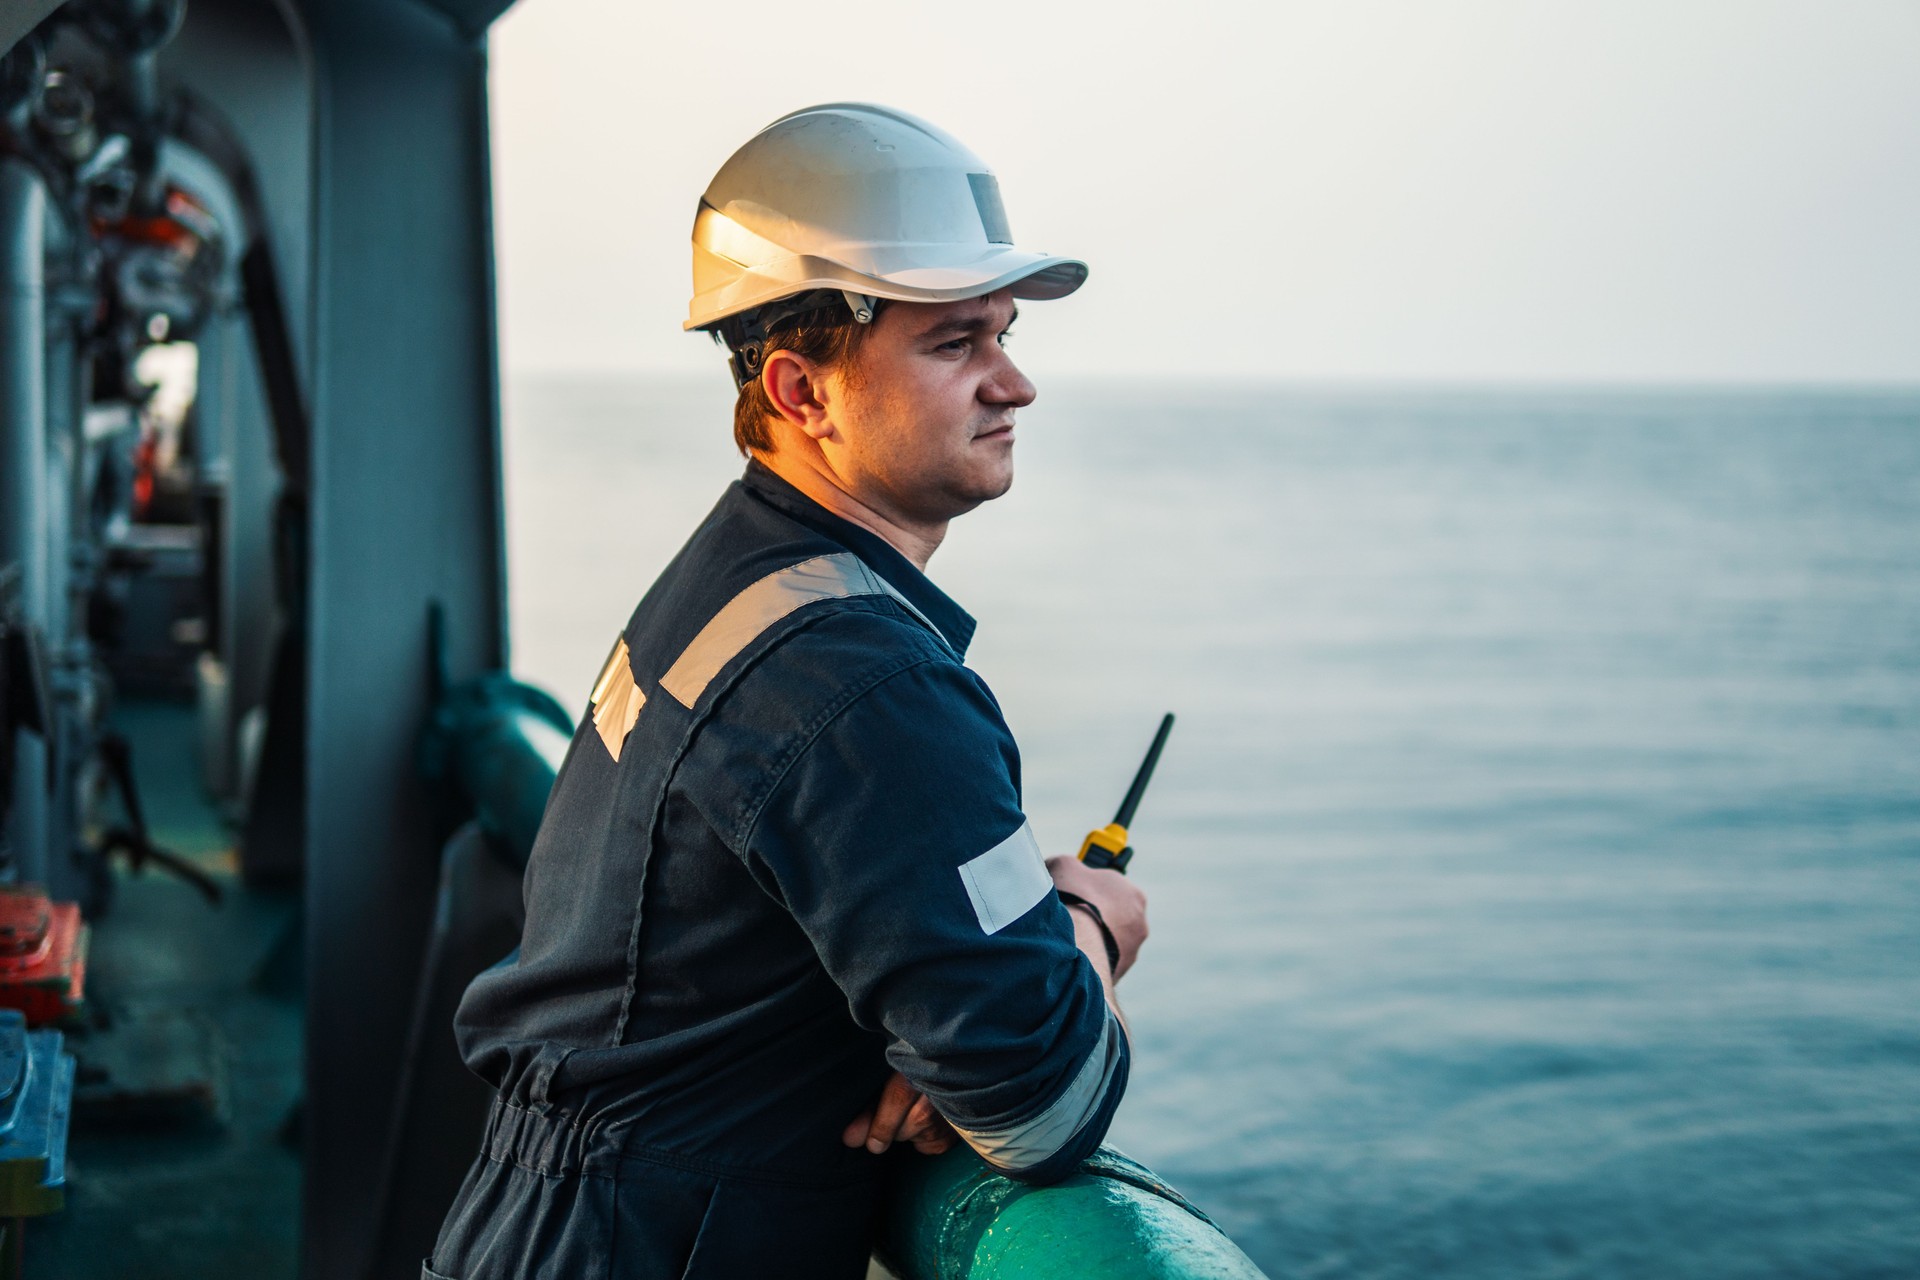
[762,350,835,443]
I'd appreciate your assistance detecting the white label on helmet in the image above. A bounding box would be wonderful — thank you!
[969,173,1013,245]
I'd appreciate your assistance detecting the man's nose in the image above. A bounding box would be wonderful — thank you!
[985,347,1037,409]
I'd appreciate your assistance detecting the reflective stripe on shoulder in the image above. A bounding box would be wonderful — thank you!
[590,635,645,761]
[957,820,1051,935]
[659,551,948,708]
[953,1009,1124,1173]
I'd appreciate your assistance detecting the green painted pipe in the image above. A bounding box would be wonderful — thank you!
[418,669,573,871]
[875,1145,1269,1280]
[422,660,1268,1279]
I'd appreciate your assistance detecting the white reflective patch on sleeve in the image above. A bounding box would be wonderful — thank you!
[954,1009,1124,1172]
[659,552,949,708]
[590,635,645,761]
[957,820,1051,935]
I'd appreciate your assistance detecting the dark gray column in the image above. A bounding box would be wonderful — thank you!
[0,160,47,883]
[296,2,506,1276]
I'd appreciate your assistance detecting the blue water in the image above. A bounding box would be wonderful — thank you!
[504,377,1920,1279]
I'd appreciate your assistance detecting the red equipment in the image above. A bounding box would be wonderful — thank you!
[0,886,87,1026]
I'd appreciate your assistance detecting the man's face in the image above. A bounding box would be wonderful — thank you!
[821,289,1036,526]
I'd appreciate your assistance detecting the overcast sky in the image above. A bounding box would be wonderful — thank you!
[489,1,1920,383]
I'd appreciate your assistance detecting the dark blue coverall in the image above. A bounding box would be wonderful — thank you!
[426,462,1129,1279]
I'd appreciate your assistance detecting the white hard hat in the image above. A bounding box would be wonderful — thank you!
[686,102,1087,336]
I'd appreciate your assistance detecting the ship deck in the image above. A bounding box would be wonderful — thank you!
[26,697,301,1279]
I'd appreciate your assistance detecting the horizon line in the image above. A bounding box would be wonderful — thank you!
[502,368,1920,394]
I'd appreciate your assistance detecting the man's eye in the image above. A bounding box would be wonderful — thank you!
[937,339,969,354]
[997,329,1015,347]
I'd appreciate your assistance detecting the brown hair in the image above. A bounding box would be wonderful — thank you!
[731,302,883,455]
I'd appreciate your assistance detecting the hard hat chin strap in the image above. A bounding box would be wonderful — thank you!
[713,289,883,391]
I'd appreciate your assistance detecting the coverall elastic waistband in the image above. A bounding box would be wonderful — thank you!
[481,1096,875,1191]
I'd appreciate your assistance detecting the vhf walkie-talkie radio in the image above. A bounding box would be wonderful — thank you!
[1077,713,1175,874]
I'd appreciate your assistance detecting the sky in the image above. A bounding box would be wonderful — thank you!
[488,1,1920,384]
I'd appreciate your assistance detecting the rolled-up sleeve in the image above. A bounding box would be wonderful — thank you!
[741,658,1128,1183]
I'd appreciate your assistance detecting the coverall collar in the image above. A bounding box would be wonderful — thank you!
[741,459,978,659]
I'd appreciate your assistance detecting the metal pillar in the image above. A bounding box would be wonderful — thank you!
[39,214,84,908]
[0,160,47,884]
[295,3,506,1275]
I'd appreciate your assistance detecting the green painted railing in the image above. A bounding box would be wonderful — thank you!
[875,1145,1267,1280]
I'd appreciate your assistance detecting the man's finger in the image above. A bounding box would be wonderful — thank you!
[899,1094,941,1142]
[841,1108,874,1149]
[911,1130,955,1155]
[903,1094,955,1155]
[865,1072,921,1154]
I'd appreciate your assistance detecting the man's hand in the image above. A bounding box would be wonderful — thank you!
[1046,855,1150,979]
[842,1071,957,1156]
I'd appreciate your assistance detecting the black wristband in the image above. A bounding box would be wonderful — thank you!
[1056,890,1122,974]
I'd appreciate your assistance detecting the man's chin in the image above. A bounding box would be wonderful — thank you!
[924,468,1012,524]
[966,463,1015,506]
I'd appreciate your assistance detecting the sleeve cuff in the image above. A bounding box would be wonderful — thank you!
[953,1008,1130,1184]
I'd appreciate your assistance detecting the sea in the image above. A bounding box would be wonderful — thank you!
[502,375,1920,1280]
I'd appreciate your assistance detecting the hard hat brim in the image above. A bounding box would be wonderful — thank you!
[685,249,1087,332]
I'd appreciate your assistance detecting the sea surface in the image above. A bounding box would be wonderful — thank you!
[503,376,1920,1280]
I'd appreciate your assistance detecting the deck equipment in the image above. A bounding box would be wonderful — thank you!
[0,1008,74,1276]
[0,887,85,1027]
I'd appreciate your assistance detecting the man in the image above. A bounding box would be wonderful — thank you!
[429,103,1148,1280]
